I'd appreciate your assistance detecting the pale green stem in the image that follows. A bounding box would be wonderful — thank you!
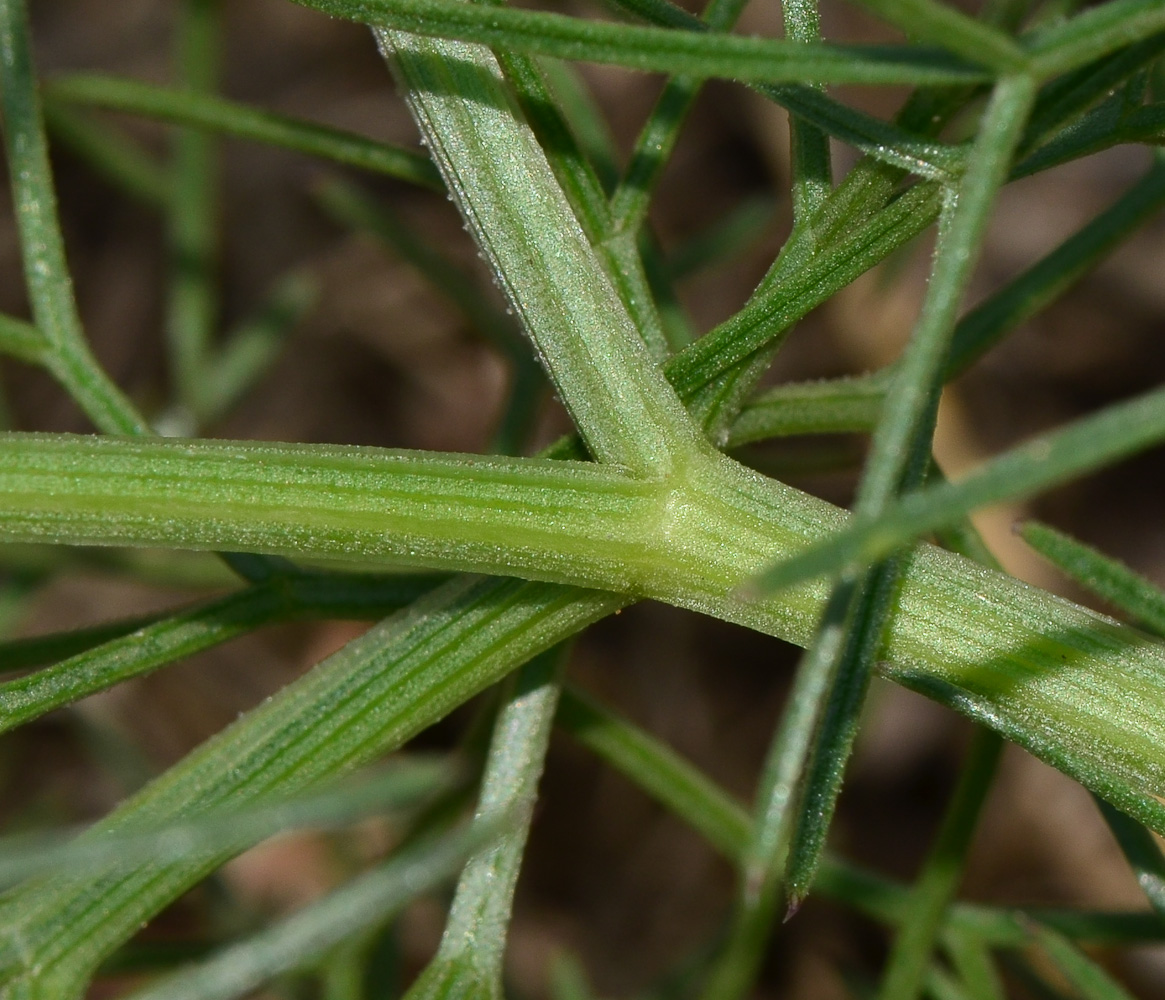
[377,26,705,475]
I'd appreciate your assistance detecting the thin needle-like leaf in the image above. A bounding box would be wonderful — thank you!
[729,158,1165,447]
[781,74,1038,913]
[405,648,564,998]
[1024,0,1165,81]
[1020,520,1165,638]
[0,0,147,435]
[0,570,440,730]
[1094,797,1165,919]
[1032,924,1140,1000]
[0,314,49,366]
[297,0,990,86]
[0,758,455,887]
[875,730,1003,1000]
[855,0,1029,73]
[942,930,1007,1000]
[119,818,498,1000]
[46,74,442,190]
[750,383,1165,595]
[166,0,222,422]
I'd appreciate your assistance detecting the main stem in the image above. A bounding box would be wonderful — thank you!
[0,433,1163,833]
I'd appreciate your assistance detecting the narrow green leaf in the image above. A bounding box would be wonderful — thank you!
[729,158,1165,448]
[46,74,442,190]
[875,730,1003,1000]
[699,575,870,1000]
[119,818,496,1000]
[1094,797,1165,919]
[406,649,564,998]
[859,75,1037,515]
[0,587,279,732]
[1025,0,1165,81]
[0,575,621,995]
[166,0,223,421]
[924,964,972,1000]
[750,383,1165,595]
[0,314,49,366]
[0,0,147,435]
[775,0,832,223]
[0,758,455,887]
[199,271,320,425]
[942,931,1006,1000]
[781,75,1038,916]
[0,571,439,729]
[668,180,943,407]
[1032,924,1140,1000]
[296,0,990,86]
[592,0,962,182]
[1020,34,1165,156]
[782,559,906,913]
[728,374,888,445]
[1020,520,1165,638]
[0,612,163,673]
[556,686,751,861]
[537,58,620,196]
[855,0,1030,74]
[42,101,170,205]
[607,0,753,237]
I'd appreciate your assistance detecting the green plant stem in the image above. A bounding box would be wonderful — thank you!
[875,730,1003,1000]
[2,433,1165,837]
[0,0,148,435]
[380,25,705,476]
[485,45,673,364]
[298,0,991,86]
[45,74,442,190]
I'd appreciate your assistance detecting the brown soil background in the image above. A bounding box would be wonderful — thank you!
[2,1,1165,997]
